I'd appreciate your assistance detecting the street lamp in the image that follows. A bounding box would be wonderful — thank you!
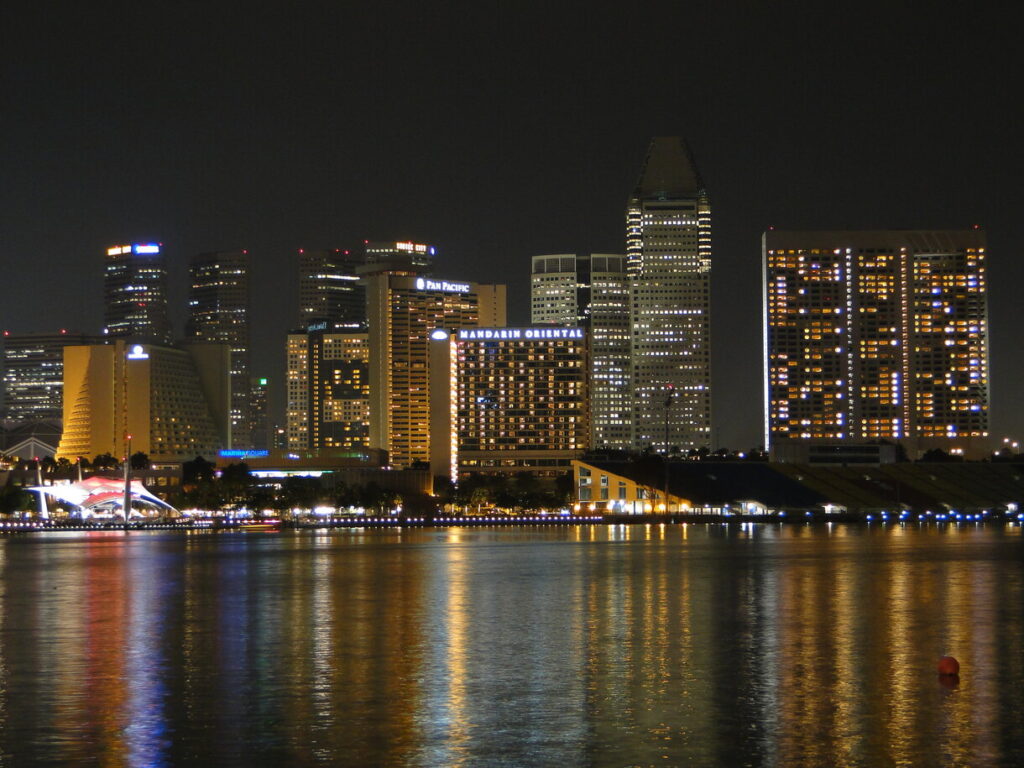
[123,434,132,528]
[663,385,675,516]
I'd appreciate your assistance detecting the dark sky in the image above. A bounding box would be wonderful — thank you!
[2,2,1020,449]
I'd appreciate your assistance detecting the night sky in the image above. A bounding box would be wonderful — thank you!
[2,3,1020,449]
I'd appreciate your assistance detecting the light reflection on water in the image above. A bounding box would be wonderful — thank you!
[0,524,1022,766]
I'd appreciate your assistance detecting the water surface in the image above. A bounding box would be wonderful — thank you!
[1,523,1021,766]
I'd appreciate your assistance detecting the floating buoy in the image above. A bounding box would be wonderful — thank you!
[938,656,960,675]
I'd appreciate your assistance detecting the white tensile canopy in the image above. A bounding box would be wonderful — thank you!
[27,476,178,517]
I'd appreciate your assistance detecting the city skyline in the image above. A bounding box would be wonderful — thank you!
[2,4,1019,449]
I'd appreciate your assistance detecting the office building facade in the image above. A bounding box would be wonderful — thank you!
[103,243,172,344]
[297,248,367,329]
[627,138,712,452]
[186,249,251,449]
[763,229,990,458]
[285,329,370,454]
[531,254,631,449]
[2,330,99,422]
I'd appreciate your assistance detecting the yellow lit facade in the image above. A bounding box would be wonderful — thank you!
[365,268,507,468]
[56,340,230,462]
[430,328,589,482]
[763,230,989,458]
[285,330,370,453]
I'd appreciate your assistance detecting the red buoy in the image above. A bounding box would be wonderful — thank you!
[938,656,960,675]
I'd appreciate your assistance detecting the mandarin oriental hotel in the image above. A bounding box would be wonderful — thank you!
[429,327,589,484]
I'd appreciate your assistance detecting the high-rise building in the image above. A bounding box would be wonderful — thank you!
[285,332,310,451]
[297,248,367,328]
[365,240,436,272]
[56,340,230,462]
[2,330,99,422]
[363,263,506,469]
[627,138,712,452]
[430,327,589,483]
[103,243,172,344]
[531,254,631,449]
[763,229,990,458]
[284,329,370,454]
[248,376,271,452]
[186,250,251,449]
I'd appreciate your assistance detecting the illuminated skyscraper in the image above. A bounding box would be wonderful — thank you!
[363,261,506,469]
[430,327,589,483]
[365,240,436,272]
[285,332,310,450]
[248,376,271,452]
[285,329,370,453]
[627,138,712,452]
[2,330,99,422]
[103,243,172,344]
[531,254,630,449]
[186,250,251,449]
[763,229,990,458]
[297,248,366,328]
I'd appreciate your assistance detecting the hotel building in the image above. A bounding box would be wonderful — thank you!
[186,249,251,448]
[103,243,172,344]
[363,261,506,469]
[763,229,990,458]
[627,138,712,452]
[430,327,589,483]
[56,340,230,462]
[531,254,630,450]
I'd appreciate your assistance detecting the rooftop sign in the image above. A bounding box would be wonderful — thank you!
[458,328,584,341]
[414,277,471,294]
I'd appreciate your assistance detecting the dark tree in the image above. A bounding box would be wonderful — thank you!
[182,455,216,484]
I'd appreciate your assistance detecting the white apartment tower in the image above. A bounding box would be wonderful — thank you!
[627,138,712,452]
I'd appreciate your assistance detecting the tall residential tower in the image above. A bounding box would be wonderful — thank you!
[627,138,712,452]
[763,229,990,458]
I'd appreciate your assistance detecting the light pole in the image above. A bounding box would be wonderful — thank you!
[663,385,675,516]
[123,434,132,529]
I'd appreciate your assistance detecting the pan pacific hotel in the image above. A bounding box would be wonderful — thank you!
[362,254,506,470]
[429,326,589,483]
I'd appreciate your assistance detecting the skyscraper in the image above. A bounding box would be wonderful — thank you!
[429,326,589,483]
[103,243,172,344]
[763,229,990,458]
[2,330,99,422]
[363,262,506,469]
[285,329,370,453]
[627,138,712,452]
[297,248,367,329]
[531,254,631,449]
[186,250,251,449]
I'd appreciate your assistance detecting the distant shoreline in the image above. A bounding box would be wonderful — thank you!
[3,509,1019,535]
